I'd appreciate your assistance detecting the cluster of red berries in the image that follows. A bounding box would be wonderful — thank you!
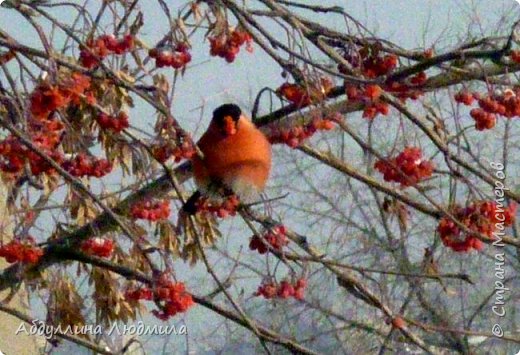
[277,83,311,107]
[151,116,196,163]
[195,195,240,218]
[96,112,130,133]
[80,237,114,258]
[62,153,112,178]
[454,90,475,106]
[27,74,94,176]
[486,88,520,115]
[29,82,65,118]
[375,147,434,187]
[124,276,194,320]
[0,238,43,264]
[455,88,520,131]
[339,47,398,78]
[469,108,496,131]
[0,135,64,175]
[340,48,426,119]
[130,199,171,221]
[1,101,68,176]
[478,93,516,116]
[209,28,253,63]
[437,201,517,252]
[62,73,97,106]
[30,118,65,148]
[346,84,390,120]
[276,77,334,108]
[80,34,135,69]
[152,140,195,163]
[149,43,192,69]
[30,73,94,119]
[0,113,67,174]
[267,115,338,148]
[249,225,288,254]
[255,278,307,300]
[150,274,195,320]
[0,73,96,176]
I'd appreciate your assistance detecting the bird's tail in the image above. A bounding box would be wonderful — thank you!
[182,190,202,215]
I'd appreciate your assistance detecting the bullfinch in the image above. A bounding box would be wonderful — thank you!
[183,103,272,214]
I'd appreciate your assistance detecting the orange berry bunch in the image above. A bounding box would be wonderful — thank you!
[152,142,195,163]
[277,83,310,107]
[62,153,112,178]
[150,274,195,321]
[486,88,520,118]
[0,237,43,264]
[267,114,338,148]
[255,278,307,300]
[96,112,129,133]
[0,134,64,175]
[375,147,434,187]
[346,84,390,120]
[277,77,334,108]
[80,34,135,69]
[30,84,69,119]
[249,225,288,254]
[151,117,195,163]
[194,195,240,218]
[1,108,65,176]
[339,45,429,119]
[149,43,192,69]
[30,118,65,149]
[340,49,426,119]
[0,73,96,176]
[30,73,94,120]
[469,108,496,131]
[339,47,398,78]
[455,88,520,131]
[81,237,114,258]
[437,201,517,252]
[209,27,253,63]
[130,199,171,221]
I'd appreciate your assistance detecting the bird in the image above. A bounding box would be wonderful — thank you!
[182,103,272,214]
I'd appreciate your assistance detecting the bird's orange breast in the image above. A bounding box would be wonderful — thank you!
[192,118,272,195]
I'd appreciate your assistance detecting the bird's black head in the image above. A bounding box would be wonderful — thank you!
[212,103,241,125]
[212,103,242,136]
